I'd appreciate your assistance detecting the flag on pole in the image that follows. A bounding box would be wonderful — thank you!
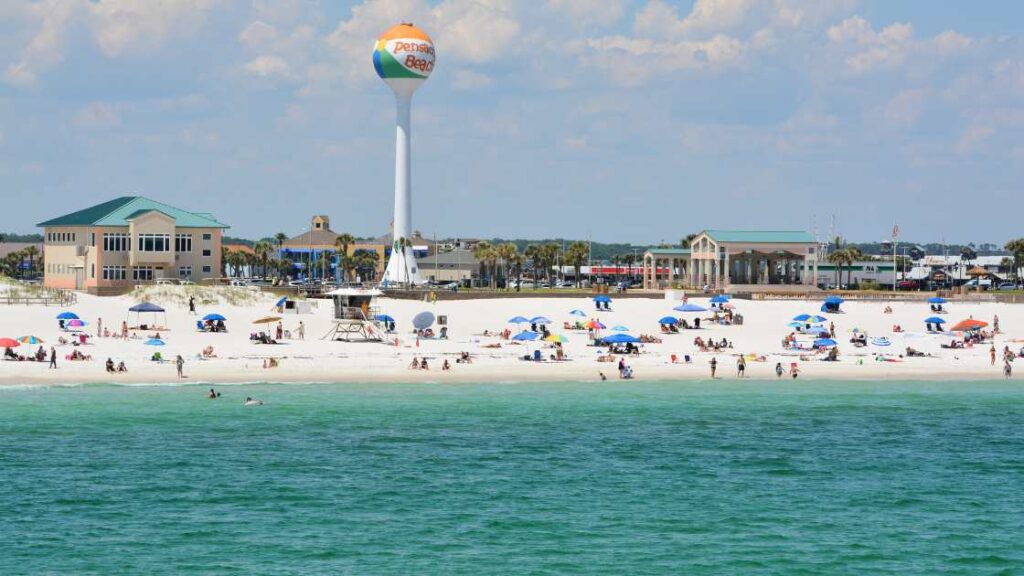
[892,223,899,240]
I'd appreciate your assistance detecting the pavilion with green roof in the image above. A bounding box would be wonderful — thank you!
[643,230,820,290]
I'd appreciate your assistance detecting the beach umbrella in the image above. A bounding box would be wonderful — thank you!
[144,338,165,346]
[658,316,679,325]
[512,331,539,341]
[530,316,551,325]
[924,316,946,324]
[253,316,282,324]
[813,338,837,348]
[129,302,165,313]
[586,320,606,330]
[274,296,288,307]
[602,333,641,344]
[413,311,435,330]
[950,319,987,332]
[17,336,43,345]
[0,338,21,348]
[611,325,630,332]
[804,315,827,323]
[375,314,395,323]
[870,337,891,347]
[793,313,812,321]
[545,334,568,344]
[593,295,611,303]
[569,309,587,317]
[786,321,805,328]
[66,319,87,328]
[824,296,844,304]
[927,297,947,304]
[674,303,707,312]
[508,316,530,324]
[710,295,730,303]
[807,327,831,336]
[56,312,79,320]
[202,313,227,322]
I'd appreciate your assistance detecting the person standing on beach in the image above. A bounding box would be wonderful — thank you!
[790,364,799,379]
[97,318,102,338]
[991,344,996,366]
[710,357,717,378]
[829,322,836,338]
[121,321,128,338]
[736,356,746,378]
[49,346,57,369]
[775,362,784,378]
[188,296,196,315]
[176,355,185,378]
[1005,359,1013,379]
[993,315,1000,333]
[297,321,305,340]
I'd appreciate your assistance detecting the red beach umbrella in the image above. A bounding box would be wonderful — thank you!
[950,319,988,332]
[0,337,21,348]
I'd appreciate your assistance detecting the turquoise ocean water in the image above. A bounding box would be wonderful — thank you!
[1,380,1023,575]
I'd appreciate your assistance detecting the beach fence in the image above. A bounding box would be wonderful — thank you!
[0,288,76,307]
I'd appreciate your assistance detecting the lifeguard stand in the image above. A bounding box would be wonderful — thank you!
[321,288,385,342]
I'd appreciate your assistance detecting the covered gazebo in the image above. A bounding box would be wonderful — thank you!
[688,230,819,290]
[642,248,691,290]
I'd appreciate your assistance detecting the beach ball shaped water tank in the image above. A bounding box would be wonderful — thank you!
[373,23,435,80]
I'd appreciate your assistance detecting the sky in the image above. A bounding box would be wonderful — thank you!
[0,0,1022,244]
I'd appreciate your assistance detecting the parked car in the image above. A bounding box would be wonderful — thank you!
[963,278,993,289]
[996,282,1018,291]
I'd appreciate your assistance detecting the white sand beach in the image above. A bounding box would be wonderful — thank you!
[0,285,1019,386]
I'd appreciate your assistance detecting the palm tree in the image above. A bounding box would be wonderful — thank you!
[827,248,849,288]
[355,250,380,283]
[274,232,288,252]
[496,243,519,290]
[22,245,38,276]
[681,233,699,247]
[524,244,542,289]
[253,240,272,279]
[621,252,636,283]
[542,243,560,285]
[220,246,230,276]
[566,241,589,287]
[844,246,863,288]
[1006,238,1024,282]
[473,241,494,288]
[334,233,355,281]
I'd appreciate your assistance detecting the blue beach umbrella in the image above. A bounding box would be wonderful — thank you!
[927,297,947,304]
[375,314,395,323]
[658,316,679,325]
[56,312,79,320]
[611,325,630,332]
[806,315,828,323]
[593,295,611,303]
[924,316,946,324]
[824,296,844,304]
[793,313,812,322]
[569,309,587,317]
[813,338,837,348]
[508,316,530,324]
[674,303,707,312]
[787,321,805,328]
[870,337,891,347]
[202,313,227,322]
[530,316,551,325]
[710,295,730,303]
[602,333,641,344]
[144,338,165,346]
[512,331,539,341]
[275,296,288,307]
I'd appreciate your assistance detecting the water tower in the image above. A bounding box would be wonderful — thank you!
[373,22,435,285]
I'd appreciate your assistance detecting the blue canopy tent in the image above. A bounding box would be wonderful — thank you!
[924,316,946,324]
[813,338,837,348]
[593,295,612,310]
[202,313,226,322]
[593,295,611,303]
[601,333,641,344]
[512,331,539,341]
[128,302,167,329]
[821,296,844,313]
[927,297,947,304]
[658,316,679,325]
[674,303,707,312]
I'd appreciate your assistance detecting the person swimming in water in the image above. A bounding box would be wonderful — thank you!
[208,388,219,399]
[244,396,263,406]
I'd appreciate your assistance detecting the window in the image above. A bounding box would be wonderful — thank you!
[103,233,130,252]
[132,266,154,281]
[137,234,170,252]
[175,234,193,253]
[178,266,192,279]
[202,233,212,241]
[102,266,127,281]
[91,233,96,246]
[201,265,212,274]
[202,249,212,257]
[90,264,95,279]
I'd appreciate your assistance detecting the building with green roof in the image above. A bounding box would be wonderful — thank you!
[37,196,229,293]
[642,230,821,291]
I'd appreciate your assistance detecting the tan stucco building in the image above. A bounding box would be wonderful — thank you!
[37,196,228,293]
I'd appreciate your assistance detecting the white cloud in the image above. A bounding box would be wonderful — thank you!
[451,69,494,90]
[244,55,292,79]
[88,0,224,58]
[883,89,926,128]
[826,16,973,74]
[544,0,626,29]
[73,102,121,129]
[568,34,745,85]
[4,0,80,87]
[955,123,994,153]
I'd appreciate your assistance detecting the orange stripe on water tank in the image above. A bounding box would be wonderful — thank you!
[378,23,432,43]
